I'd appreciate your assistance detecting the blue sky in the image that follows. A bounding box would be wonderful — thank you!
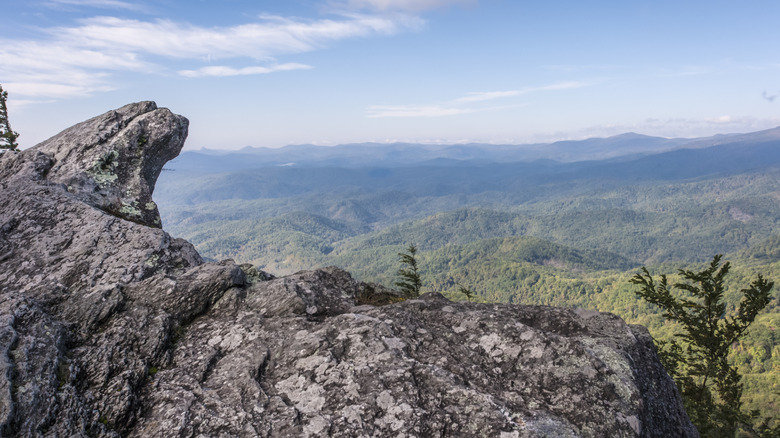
[2,0,780,150]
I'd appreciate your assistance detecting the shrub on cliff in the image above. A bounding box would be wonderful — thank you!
[631,255,775,437]
[395,244,422,298]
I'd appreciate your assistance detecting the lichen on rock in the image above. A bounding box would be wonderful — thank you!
[32,101,188,228]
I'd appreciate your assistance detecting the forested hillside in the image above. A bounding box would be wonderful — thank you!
[159,170,780,273]
[156,130,780,426]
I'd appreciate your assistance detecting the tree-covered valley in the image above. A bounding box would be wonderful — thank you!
[156,129,780,427]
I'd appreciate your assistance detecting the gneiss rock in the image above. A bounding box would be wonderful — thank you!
[33,101,187,228]
[0,103,698,437]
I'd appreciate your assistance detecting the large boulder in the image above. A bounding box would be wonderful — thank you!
[33,101,187,228]
[0,103,697,437]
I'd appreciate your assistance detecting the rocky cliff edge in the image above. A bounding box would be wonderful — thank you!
[0,102,698,437]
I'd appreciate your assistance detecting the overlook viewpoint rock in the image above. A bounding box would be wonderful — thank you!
[0,102,697,437]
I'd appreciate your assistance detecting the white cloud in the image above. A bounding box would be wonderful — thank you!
[54,15,418,60]
[656,66,710,78]
[0,13,421,100]
[0,38,151,98]
[366,104,482,118]
[538,81,585,91]
[338,0,475,12]
[179,63,312,78]
[543,64,630,72]
[368,81,586,118]
[4,81,115,100]
[1,40,149,71]
[454,90,522,103]
[45,0,146,11]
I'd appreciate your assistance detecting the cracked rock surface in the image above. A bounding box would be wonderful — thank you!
[0,102,697,437]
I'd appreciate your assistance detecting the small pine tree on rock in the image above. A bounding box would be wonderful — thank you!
[0,84,20,152]
[395,244,422,298]
[457,283,476,302]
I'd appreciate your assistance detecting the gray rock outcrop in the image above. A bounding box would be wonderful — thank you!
[0,102,698,437]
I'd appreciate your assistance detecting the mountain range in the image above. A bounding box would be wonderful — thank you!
[156,126,780,272]
[169,126,780,171]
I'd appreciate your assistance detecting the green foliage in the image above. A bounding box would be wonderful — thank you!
[457,283,476,301]
[395,244,422,298]
[0,84,20,151]
[743,234,780,263]
[630,256,774,437]
[159,167,780,272]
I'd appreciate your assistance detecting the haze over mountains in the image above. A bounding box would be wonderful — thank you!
[160,127,780,205]
[154,125,780,424]
[175,128,780,171]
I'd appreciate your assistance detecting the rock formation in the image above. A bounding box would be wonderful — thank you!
[0,102,698,437]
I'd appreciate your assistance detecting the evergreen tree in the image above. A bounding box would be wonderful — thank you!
[457,283,476,301]
[0,84,20,152]
[395,244,422,298]
[631,255,774,437]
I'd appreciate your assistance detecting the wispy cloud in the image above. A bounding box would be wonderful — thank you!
[538,81,586,91]
[179,63,312,78]
[655,65,710,78]
[336,0,475,12]
[0,13,421,99]
[366,104,485,118]
[543,64,630,72]
[53,15,418,60]
[453,90,522,103]
[367,81,586,118]
[0,38,148,98]
[45,0,147,11]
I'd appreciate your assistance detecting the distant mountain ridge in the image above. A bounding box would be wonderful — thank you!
[157,126,780,208]
[173,126,780,172]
